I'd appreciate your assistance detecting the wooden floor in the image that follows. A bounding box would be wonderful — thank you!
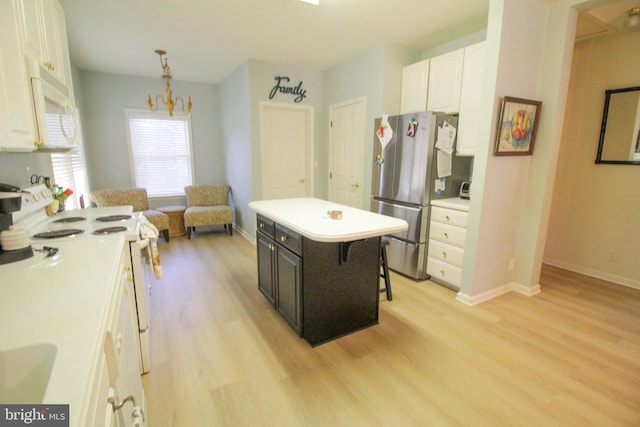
[142,231,640,427]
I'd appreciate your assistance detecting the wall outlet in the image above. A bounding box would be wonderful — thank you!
[607,250,617,262]
[508,258,516,271]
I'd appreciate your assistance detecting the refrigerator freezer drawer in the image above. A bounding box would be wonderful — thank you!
[430,206,469,228]
[371,199,428,243]
[386,237,428,280]
[429,221,466,247]
[428,239,465,268]
[427,257,462,290]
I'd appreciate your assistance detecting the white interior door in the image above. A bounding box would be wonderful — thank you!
[260,102,313,200]
[328,97,366,208]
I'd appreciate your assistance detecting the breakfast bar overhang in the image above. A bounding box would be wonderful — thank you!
[249,198,408,346]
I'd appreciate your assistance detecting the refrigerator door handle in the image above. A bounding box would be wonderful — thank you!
[388,236,418,247]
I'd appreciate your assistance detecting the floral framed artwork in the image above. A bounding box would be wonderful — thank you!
[494,96,543,156]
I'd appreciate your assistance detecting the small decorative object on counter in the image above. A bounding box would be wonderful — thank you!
[328,210,342,220]
[52,185,74,213]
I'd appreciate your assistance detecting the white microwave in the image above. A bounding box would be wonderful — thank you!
[30,68,77,150]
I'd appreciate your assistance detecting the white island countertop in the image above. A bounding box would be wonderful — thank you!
[249,198,408,242]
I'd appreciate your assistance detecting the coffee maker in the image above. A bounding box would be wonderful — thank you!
[0,183,33,265]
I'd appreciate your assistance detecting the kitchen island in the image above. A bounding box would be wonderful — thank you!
[249,198,408,346]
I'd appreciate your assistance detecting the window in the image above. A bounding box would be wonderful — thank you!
[125,110,194,198]
[50,109,89,210]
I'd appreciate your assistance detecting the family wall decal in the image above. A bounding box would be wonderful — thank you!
[269,76,307,103]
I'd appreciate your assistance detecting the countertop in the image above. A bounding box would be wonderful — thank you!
[431,197,471,212]
[0,235,125,426]
[249,198,408,242]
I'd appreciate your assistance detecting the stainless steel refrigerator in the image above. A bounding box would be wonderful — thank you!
[370,112,472,280]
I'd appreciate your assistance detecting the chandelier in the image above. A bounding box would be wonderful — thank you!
[623,7,640,33]
[147,50,192,116]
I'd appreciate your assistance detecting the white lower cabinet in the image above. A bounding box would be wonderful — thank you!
[88,249,145,426]
[427,203,469,290]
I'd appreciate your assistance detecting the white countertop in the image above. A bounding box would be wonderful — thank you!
[431,197,470,212]
[249,198,408,242]
[0,235,124,426]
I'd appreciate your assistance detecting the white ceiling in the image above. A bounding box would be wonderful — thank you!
[58,0,490,84]
[58,0,638,85]
[576,0,640,40]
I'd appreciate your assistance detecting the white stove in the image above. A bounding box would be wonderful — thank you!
[12,185,140,244]
[7,184,153,375]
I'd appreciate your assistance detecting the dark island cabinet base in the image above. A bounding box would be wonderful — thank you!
[256,215,381,346]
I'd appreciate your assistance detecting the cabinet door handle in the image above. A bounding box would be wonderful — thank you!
[299,178,305,183]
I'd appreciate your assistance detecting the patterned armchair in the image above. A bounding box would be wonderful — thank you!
[183,185,233,239]
[89,188,170,242]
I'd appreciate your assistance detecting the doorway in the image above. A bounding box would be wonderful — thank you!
[328,97,366,208]
[259,101,314,200]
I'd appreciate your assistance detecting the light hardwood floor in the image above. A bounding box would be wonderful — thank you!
[142,231,640,426]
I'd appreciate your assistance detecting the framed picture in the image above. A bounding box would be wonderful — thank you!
[494,96,542,156]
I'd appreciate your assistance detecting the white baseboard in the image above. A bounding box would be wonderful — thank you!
[512,282,541,296]
[455,281,541,306]
[455,258,640,306]
[456,283,513,305]
[543,258,640,290]
[234,225,255,245]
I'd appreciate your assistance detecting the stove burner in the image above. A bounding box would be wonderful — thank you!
[95,215,132,222]
[33,229,85,239]
[53,217,86,223]
[93,226,128,235]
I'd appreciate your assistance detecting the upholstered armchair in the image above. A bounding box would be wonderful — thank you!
[89,188,170,242]
[183,184,233,239]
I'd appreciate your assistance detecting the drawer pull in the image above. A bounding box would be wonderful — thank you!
[440,269,446,276]
[280,236,287,242]
[445,215,450,221]
[444,232,449,239]
[259,223,264,229]
[442,251,447,258]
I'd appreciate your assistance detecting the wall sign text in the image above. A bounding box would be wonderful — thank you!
[269,76,307,103]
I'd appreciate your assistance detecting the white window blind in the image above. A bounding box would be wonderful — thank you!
[50,109,88,210]
[126,110,194,198]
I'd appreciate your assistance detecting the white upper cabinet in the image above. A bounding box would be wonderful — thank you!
[457,41,486,156]
[0,0,37,152]
[427,48,464,114]
[17,0,72,90]
[400,59,430,114]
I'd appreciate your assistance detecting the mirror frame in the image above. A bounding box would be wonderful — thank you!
[596,85,640,165]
